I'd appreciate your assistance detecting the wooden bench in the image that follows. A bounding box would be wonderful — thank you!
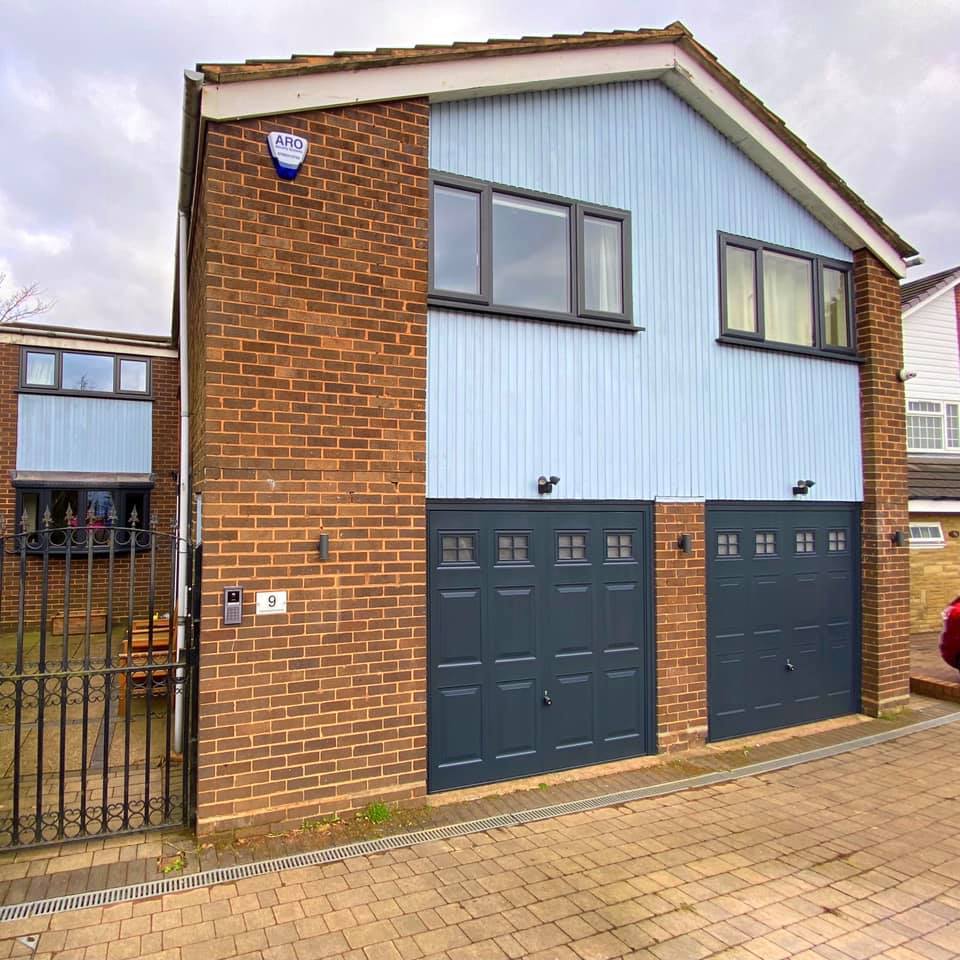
[117,617,173,713]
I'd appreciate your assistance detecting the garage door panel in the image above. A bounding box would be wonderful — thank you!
[551,672,595,752]
[433,685,483,772]
[710,576,746,632]
[547,583,594,658]
[434,588,483,668]
[491,585,538,662]
[601,581,643,652]
[599,668,643,744]
[492,679,538,760]
[707,506,860,741]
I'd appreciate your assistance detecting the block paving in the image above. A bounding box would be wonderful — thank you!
[4,708,960,958]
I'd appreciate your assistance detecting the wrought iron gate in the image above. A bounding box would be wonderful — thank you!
[0,509,199,848]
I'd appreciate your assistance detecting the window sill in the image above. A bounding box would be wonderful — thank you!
[18,388,153,401]
[429,298,642,334]
[716,335,863,363]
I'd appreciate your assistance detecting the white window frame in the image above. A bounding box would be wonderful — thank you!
[907,400,960,453]
[909,522,945,549]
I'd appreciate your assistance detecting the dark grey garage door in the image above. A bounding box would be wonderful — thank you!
[428,504,654,791]
[707,505,860,741]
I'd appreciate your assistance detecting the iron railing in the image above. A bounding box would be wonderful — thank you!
[0,509,198,848]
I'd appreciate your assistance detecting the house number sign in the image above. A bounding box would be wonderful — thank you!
[256,590,288,615]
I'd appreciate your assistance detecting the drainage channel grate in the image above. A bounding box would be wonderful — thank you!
[3,709,958,925]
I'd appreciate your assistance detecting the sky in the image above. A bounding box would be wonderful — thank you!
[1,0,958,336]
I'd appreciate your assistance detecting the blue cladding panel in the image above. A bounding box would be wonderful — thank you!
[427,82,862,502]
[17,395,152,473]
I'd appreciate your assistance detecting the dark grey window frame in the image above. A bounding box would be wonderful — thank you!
[717,232,858,361]
[495,530,533,565]
[438,530,479,567]
[429,171,635,333]
[604,530,635,562]
[19,347,152,400]
[14,482,153,552]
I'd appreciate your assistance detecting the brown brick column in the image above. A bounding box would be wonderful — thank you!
[654,501,708,750]
[855,249,910,715]
[190,100,429,835]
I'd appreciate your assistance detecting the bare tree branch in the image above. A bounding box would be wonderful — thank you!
[0,273,55,325]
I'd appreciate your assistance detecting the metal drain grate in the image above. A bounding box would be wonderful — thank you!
[2,708,957,925]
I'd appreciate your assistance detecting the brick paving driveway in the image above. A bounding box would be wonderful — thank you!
[5,721,960,960]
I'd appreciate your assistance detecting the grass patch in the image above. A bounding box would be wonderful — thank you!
[362,802,392,825]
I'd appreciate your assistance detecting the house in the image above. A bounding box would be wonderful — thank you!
[0,323,179,625]
[174,23,916,836]
[902,266,960,631]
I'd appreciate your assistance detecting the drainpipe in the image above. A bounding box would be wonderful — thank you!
[174,70,204,755]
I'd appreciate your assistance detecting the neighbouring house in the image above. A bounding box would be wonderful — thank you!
[902,266,960,631]
[0,323,180,626]
[174,23,916,837]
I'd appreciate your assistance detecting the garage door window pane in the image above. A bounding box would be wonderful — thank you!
[828,529,847,552]
[433,185,481,295]
[717,532,739,557]
[795,531,815,553]
[497,533,529,562]
[441,533,475,564]
[557,532,587,561]
[493,193,570,313]
[754,531,776,555]
[605,532,633,559]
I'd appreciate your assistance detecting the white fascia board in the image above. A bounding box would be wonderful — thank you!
[200,43,906,276]
[200,45,676,120]
[910,499,960,514]
[0,330,177,358]
[902,278,960,320]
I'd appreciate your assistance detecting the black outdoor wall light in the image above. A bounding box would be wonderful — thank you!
[677,534,693,554]
[538,476,560,495]
[317,532,330,560]
[891,530,906,547]
[793,479,816,496]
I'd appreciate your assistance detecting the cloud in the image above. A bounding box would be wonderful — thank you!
[82,76,161,145]
[0,0,956,336]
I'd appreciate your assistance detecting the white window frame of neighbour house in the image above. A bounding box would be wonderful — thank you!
[909,522,945,549]
[906,400,960,453]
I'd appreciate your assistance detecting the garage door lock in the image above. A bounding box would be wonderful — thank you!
[785,659,795,672]
[543,689,553,706]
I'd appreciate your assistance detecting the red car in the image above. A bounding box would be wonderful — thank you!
[941,597,960,670]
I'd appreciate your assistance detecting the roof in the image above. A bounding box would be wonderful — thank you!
[192,24,916,261]
[909,458,960,500]
[901,265,960,312]
[197,27,686,81]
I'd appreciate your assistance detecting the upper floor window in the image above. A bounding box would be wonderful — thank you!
[907,400,960,453]
[719,233,854,358]
[429,172,633,330]
[21,348,151,398]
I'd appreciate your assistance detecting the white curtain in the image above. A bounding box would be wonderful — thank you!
[27,352,56,386]
[725,246,756,332]
[584,217,622,313]
[763,251,813,346]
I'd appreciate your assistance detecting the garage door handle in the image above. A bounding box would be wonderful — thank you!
[543,690,553,706]
[785,659,795,672]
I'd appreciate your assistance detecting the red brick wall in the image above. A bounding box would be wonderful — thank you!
[855,249,910,713]
[654,502,708,750]
[189,99,429,835]
[0,347,180,633]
